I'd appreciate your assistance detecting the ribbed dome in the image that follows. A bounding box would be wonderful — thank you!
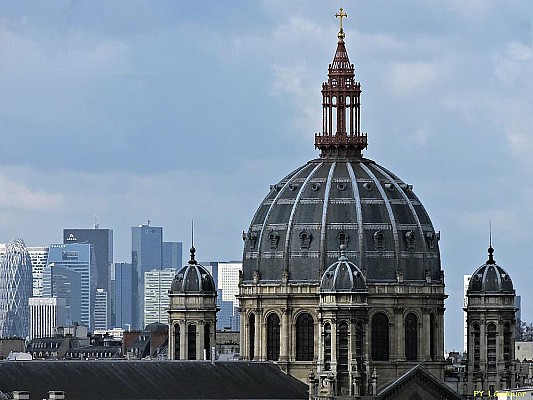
[468,247,514,293]
[320,246,366,292]
[243,158,440,283]
[170,247,216,294]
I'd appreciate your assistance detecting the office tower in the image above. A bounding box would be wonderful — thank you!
[0,238,33,338]
[143,268,175,326]
[463,274,471,353]
[43,243,96,329]
[217,262,242,331]
[29,297,66,339]
[111,263,133,330]
[131,224,162,329]
[28,247,49,297]
[162,241,182,270]
[63,228,113,293]
[42,264,82,327]
[94,289,108,331]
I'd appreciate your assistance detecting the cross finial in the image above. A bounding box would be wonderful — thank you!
[335,7,348,39]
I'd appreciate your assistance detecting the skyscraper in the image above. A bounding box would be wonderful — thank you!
[163,241,182,270]
[217,262,242,331]
[144,268,175,326]
[43,243,96,329]
[0,238,33,338]
[94,289,108,331]
[27,247,49,297]
[111,262,133,330]
[63,228,113,293]
[29,297,66,340]
[132,224,162,329]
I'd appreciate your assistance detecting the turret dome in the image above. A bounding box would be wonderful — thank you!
[170,246,216,294]
[468,246,514,293]
[320,245,366,292]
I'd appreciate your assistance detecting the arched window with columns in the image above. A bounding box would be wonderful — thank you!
[204,324,211,360]
[324,322,332,370]
[249,313,255,360]
[405,313,418,361]
[266,313,280,361]
[337,321,349,372]
[371,313,389,361]
[187,324,197,360]
[296,313,314,361]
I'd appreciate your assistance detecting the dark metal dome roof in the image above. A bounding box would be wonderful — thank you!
[170,246,216,294]
[320,245,367,292]
[468,247,514,293]
[243,158,440,283]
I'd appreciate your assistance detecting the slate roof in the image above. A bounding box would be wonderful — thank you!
[0,360,308,400]
[377,364,462,400]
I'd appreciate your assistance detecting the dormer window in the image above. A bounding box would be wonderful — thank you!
[269,231,280,249]
[426,231,435,249]
[337,231,349,247]
[374,231,385,250]
[299,231,312,249]
[405,231,415,250]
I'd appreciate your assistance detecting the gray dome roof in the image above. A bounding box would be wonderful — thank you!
[468,247,514,293]
[170,247,216,294]
[320,246,366,292]
[243,158,440,283]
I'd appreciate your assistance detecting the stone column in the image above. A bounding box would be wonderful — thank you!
[438,308,445,361]
[393,307,404,361]
[167,322,174,360]
[421,308,431,361]
[197,320,205,360]
[180,320,186,360]
[279,307,289,362]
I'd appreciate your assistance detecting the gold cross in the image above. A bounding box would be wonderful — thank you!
[335,8,348,32]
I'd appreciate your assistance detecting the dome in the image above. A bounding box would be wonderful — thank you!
[468,247,514,293]
[320,245,367,292]
[243,158,440,283]
[242,31,440,285]
[170,247,216,294]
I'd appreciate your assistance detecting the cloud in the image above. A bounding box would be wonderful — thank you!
[0,173,62,211]
[388,62,438,94]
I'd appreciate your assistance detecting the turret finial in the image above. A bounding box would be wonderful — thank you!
[335,8,348,40]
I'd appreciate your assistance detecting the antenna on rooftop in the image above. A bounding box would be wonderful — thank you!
[93,215,99,229]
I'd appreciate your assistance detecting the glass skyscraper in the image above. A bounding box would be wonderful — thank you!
[131,224,162,329]
[0,238,33,338]
[111,262,133,330]
[43,243,96,329]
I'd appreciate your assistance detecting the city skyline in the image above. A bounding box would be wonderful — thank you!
[0,1,532,352]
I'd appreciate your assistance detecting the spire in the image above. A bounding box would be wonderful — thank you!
[487,222,495,264]
[315,8,368,159]
[189,220,197,265]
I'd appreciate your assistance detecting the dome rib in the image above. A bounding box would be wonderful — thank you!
[360,163,400,269]
[319,162,337,275]
[256,163,311,272]
[373,164,428,264]
[284,162,324,272]
[347,162,365,270]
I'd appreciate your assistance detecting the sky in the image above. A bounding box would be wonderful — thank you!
[1,0,532,352]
